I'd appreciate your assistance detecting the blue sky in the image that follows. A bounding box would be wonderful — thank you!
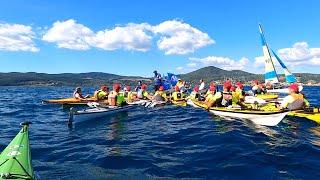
[0,0,319,77]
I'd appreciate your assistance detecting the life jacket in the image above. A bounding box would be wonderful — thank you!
[172,92,183,101]
[221,91,232,107]
[154,91,166,101]
[287,93,305,110]
[93,90,108,100]
[176,82,183,89]
[190,92,199,100]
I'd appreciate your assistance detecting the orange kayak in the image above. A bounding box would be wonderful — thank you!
[42,97,98,104]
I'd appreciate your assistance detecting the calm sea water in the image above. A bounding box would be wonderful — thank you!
[0,86,320,179]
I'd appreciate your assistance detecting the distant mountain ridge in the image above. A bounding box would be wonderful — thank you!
[0,72,150,86]
[180,66,261,83]
[0,66,319,86]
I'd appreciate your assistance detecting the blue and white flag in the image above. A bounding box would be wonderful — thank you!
[167,73,179,86]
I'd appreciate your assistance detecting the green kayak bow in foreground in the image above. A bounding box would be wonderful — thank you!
[0,122,35,180]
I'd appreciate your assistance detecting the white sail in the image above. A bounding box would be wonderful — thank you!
[271,50,296,83]
[259,24,279,84]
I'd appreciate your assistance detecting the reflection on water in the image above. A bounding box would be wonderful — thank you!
[108,112,128,141]
[309,126,320,147]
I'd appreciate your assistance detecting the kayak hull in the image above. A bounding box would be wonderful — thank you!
[209,108,289,126]
[127,99,150,106]
[171,100,187,107]
[267,85,303,94]
[69,106,133,124]
[189,98,288,126]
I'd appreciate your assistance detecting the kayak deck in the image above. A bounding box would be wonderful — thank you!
[69,105,134,124]
[0,122,34,180]
[42,97,98,104]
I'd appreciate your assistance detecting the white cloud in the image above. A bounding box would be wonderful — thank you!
[153,20,214,55]
[186,62,197,67]
[189,56,249,70]
[91,23,152,52]
[43,19,214,54]
[42,19,94,50]
[278,41,320,66]
[176,66,184,71]
[0,23,39,52]
[254,42,320,69]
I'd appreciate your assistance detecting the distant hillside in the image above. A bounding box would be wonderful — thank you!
[181,66,320,84]
[0,72,151,86]
[180,66,263,83]
[0,66,319,86]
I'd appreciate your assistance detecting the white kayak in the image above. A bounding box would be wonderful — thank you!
[144,101,167,108]
[209,108,289,126]
[186,99,199,108]
[127,99,150,106]
[267,85,303,94]
[68,105,133,124]
[188,98,289,126]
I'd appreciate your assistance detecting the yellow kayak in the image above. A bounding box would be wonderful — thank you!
[251,102,320,124]
[171,100,187,107]
[256,94,279,100]
[288,109,320,124]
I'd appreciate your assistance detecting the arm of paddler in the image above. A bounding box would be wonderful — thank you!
[304,98,310,107]
[278,96,291,110]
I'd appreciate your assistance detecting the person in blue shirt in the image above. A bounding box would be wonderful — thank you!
[153,70,162,91]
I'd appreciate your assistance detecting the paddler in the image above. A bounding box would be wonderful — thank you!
[108,83,126,106]
[135,81,143,91]
[189,86,200,100]
[199,79,206,94]
[251,80,262,96]
[232,82,245,106]
[137,84,151,100]
[204,83,222,108]
[278,83,309,110]
[176,79,184,89]
[152,86,167,101]
[153,70,162,91]
[93,85,109,100]
[73,87,90,100]
[171,86,185,102]
[125,85,137,102]
[221,81,233,107]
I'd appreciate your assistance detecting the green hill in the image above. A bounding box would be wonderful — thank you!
[0,66,319,86]
[180,66,263,83]
[0,72,151,86]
